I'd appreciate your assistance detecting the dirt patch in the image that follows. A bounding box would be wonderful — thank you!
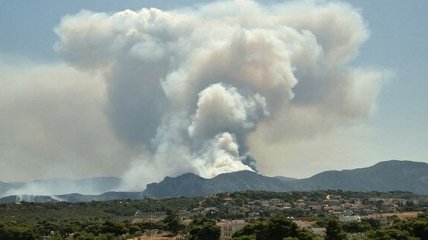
[366,211,421,219]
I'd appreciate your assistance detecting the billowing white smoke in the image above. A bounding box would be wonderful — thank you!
[55,0,383,190]
[189,83,268,147]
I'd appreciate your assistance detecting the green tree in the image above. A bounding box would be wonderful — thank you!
[342,221,372,233]
[49,231,64,240]
[0,223,35,240]
[410,220,428,240]
[188,218,220,240]
[366,228,417,240]
[325,219,346,240]
[362,218,381,229]
[265,215,298,240]
[233,215,316,240]
[232,235,256,240]
[164,209,183,235]
[101,220,127,235]
[296,228,320,240]
[387,212,428,240]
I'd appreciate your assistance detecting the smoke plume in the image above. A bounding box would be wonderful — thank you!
[54,0,383,190]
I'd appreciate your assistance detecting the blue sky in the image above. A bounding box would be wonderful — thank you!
[348,0,428,160]
[0,0,427,181]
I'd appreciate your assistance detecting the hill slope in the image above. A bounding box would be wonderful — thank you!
[142,171,289,197]
[294,160,428,194]
[142,160,428,197]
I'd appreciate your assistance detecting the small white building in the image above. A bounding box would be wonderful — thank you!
[339,215,361,222]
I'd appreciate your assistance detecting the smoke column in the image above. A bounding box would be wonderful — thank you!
[55,0,383,190]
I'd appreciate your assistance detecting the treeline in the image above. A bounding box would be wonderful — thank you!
[1,212,428,239]
[232,214,319,240]
[0,197,201,223]
[0,212,309,240]
[0,208,220,240]
[319,212,428,240]
[0,218,147,240]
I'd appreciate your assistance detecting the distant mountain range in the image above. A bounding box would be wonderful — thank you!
[0,191,141,204]
[290,160,428,194]
[0,160,427,203]
[0,177,121,198]
[142,160,428,197]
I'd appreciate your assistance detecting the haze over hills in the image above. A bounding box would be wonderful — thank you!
[0,177,121,198]
[0,160,427,203]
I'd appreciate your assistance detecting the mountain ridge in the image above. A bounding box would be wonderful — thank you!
[1,160,427,203]
[293,160,428,193]
[141,160,428,197]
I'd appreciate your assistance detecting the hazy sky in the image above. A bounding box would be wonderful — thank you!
[0,0,427,184]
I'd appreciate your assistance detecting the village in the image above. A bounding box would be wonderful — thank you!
[1,190,427,239]
[131,191,428,239]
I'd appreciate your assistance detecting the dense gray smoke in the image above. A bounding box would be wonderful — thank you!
[54,0,383,190]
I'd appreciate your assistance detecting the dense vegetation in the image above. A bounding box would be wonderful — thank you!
[232,214,319,240]
[0,197,201,223]
[2,213,428,239]
[0,191,427,239]
[232,213,428,240]
[322,213,428,240]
